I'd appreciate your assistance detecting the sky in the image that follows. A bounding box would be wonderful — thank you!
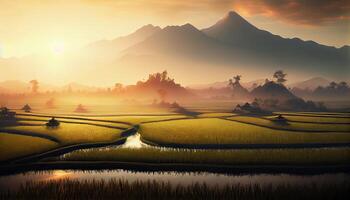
[0,0,349,58]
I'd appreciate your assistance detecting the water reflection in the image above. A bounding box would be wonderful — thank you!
[120,133,148,148]
[0,169,349,192]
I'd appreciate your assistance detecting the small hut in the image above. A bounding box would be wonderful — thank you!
[74,104,87,113]
[46,117,60,127]
[272,114,288,124]
[0,107,16,119]
[22,104,32,112]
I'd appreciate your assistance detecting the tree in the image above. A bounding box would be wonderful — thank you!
[233,75,241,84]
[328,81,337,89]
[228,75,241,88]
[273,70,287,85]
[29,80,39,93]
[338,81,348,89]
[113,83,123,92]
[157,89,167,102]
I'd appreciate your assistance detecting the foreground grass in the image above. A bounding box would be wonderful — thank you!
[62,147,350,165]
[140,118,350,145]
[1,178,349,200]
[0,133,58,161]
[1,124,123,145]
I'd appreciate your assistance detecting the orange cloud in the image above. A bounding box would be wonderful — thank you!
[231,0,350,25]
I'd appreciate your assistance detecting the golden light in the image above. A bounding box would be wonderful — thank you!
[51,40,65,55]
[46,170,72,180]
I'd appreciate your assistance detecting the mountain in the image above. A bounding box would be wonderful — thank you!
[79,24,161,61]
[123,23,233,61]
[120,11,349,82]
[202,11,349,78]
[251,81,297,100]
[288,77,330,90]
[85,24,161,54]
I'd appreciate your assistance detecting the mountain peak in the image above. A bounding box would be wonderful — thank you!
[202,10,259,44]
[135,24,161,34]
[217,11,257,30]
[226,11,244,20]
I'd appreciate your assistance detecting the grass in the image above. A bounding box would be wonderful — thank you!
[0,133,58,161]
[1,124,123,145]
[2,178,349,200]
[62,147,350,165]
[139,118,350,145]
[228,116,350,132]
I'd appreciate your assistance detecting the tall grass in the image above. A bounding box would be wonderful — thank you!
[1,178,349,200]
[62,147,350,165]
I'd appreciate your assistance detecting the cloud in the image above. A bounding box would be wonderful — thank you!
[234,0,350,25]
[82,0,349,25]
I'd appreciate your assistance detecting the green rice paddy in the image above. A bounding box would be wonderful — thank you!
[0,133,58,161]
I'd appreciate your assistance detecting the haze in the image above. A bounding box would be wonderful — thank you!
[0,0,349,86]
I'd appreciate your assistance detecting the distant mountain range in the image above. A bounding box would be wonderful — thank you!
[0,11,349,84]
[189,77,330,90]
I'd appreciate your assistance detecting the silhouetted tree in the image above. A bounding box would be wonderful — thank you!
[328,81,337,89]
[30,80,39,93]
[157,89,167,102]
[228,75,241,88]
[273,70,287,85]
[113,83,123,92]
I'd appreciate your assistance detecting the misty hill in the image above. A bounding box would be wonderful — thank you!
[123,23,234,62]
[251,81,297,100]
[121,11,349,81]
[189,79,265,90]
[289,77,330,90]
[202,12,349,77]
[85,24,161,53]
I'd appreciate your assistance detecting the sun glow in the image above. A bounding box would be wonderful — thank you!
[51,41,65,55]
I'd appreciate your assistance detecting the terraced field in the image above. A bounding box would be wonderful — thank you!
[1,110,349,167]
[0,133,58,161]
[140,118,350,145]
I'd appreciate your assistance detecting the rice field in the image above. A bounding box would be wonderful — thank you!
[139,118,350,145]
[1,124,123,145]
[0,133,58,161]
[1,110,349,165]
[227,116,350,132]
